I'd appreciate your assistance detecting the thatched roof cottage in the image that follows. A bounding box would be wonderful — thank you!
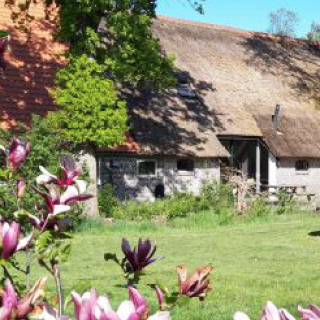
[2,1,320,201]
[98,17,320,200]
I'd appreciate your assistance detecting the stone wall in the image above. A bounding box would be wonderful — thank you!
[97,154,220,201]
[276,159,320,193]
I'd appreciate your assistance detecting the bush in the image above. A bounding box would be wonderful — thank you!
[200,182,234,212]
[98,184,118,218]
[246,198,271,218]
[110,182,235,222]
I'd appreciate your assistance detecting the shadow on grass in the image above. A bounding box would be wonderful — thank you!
[308,230,320,237]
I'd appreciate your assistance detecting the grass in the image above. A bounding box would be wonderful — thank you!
[12,211,320,320]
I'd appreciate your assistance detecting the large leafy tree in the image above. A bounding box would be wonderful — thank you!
[4,0,204,148]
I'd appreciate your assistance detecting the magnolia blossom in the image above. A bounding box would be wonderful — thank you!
[298,304,320,320]
[121,238,163,273]
[176,265,213,301]
[234,301,297,320]
[0,277,47,320]
[0,220,33,260]
[71,287,170,320]
[0,139,31,171]
[29,183,91,231]
[36,155,83,188]
[17,179,25,198]
[154,286,164,311]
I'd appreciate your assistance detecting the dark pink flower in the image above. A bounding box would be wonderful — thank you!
[234,301,297,320]
[0,278,47,320]
[29,184,92,231]
[71,287,169,320]
[176,265,213,301]
[36,155,83,188]
[0,221,33,260]
[121,238,163,274]
[0,139,31,171]
[17,179,25,198]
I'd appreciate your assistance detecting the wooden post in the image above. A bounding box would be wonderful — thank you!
[256,141,261,194]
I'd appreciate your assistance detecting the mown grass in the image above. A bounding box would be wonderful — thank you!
[12,211,320,320]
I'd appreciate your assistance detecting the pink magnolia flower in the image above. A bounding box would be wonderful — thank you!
[234,301,296,320]
[121,238,163,273]
[154,286,164,311]
[17,179,25,198]
[71,287,170,320]
[0,277,47,320]
[0,220,34,260]
[36,155,83,188]
[0,139,31,171]
[29,184,91,231]
[298,304,320,320]
[176,264,213,301]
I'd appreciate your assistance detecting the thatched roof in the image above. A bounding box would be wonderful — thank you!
[123,89,230,158]
[151,16,320,158]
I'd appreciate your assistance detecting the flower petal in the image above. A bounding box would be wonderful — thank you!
[1,222,19,260]
[52,205,71,216]
[264,301,281,320]
[298,306,320,320]
[128,287,146,310]
[71,291,82,320]
[234,312,251,320]
[147,312,171,320]
[117,301,135,320]
[97,296,113,314]
[16,231,34,251]
[75,180,87,194]
[309,305,320,320]
[279,309,297,320]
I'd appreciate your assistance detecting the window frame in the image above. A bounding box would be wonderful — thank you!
[137,159,157,177]
[295,160,309,172]
[176,158,195,175]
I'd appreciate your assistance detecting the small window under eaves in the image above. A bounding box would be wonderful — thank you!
[177,83,196,98]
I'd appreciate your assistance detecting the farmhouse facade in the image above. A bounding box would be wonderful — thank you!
[2,1,320,202]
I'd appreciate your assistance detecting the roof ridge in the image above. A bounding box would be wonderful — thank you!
[156,15,320,47]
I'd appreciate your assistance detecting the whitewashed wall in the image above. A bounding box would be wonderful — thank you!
[276,159,320,193]
[98,155,220,201]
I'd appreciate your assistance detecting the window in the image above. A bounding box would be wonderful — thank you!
[177,159,195,172]
[109,159,121,169]
[295,160,309,171]
[177,83,196,98]
[138,160,156,176]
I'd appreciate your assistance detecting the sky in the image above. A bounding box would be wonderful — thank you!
[157,0,320,38]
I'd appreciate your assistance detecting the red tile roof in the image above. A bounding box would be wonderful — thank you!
[0,0,68,129]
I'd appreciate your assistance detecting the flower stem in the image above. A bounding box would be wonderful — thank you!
[2,265,14,286]
[53,262,64,317]
[25,250,32,290]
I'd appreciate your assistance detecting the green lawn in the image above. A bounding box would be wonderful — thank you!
[14,212,320,320]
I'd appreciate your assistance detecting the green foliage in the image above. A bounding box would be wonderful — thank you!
[110,182,235,222]
[48,55,128,147]
[0,30,9,37]
[246,198,271,218]
[98,184,118,218]
[50,0,176,89]
[0,115,72,218]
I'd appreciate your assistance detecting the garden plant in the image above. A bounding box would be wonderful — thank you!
[0,137,214,320]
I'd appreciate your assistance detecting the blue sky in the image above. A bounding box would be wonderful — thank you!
[157,0,320,38]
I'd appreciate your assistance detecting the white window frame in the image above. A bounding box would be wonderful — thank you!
[137,159,157,177]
